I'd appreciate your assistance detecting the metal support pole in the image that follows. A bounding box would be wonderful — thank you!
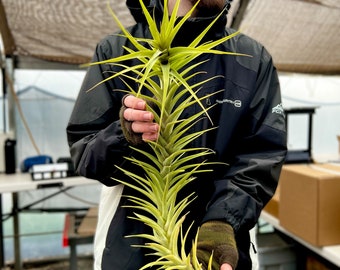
[12,193,21,270]
[0,194,4,268]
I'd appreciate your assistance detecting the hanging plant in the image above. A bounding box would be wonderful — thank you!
[86,0,248,269]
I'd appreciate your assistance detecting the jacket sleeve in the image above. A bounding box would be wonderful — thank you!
[66,37,131,186]
[203,45,287,233]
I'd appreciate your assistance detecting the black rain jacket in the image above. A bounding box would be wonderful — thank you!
[66,1,287,269]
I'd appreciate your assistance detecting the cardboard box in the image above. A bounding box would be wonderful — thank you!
[279,163,340,246]
[306,255,333,270]
[78,207,98,235]
[263,185,280,219]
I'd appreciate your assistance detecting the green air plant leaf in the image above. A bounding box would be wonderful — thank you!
[87,0,249,269]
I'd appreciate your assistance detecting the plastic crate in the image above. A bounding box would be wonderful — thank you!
[257,232,297,270]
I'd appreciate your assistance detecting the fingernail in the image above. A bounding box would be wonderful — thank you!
[143,112,152,120]
[150,133,159,141]
[152,124,158,132]
[137,101,145,109]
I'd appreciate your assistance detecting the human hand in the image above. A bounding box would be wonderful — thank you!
[220,263,233,270]
[196,221,238,270]
[120,95,159,144]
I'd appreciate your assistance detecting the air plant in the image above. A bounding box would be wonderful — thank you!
[87,0,246,269]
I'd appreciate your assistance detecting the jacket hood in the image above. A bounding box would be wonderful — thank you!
[126,0,153,23]
[126,0,232,45]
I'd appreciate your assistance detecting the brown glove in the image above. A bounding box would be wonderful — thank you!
[119,100,144,145]
[196,221,239,270]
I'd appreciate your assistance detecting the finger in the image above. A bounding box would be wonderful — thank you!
[124,108,154,122]
[220,263,233,270]
[123,95,146,110]
[131,122,159,134]
[142,132,159,142]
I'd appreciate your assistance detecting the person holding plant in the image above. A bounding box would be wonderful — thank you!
[67,0,287,269]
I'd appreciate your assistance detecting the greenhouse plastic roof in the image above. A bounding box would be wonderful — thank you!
[1,0,339,74]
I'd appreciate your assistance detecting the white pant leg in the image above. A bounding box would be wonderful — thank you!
[93,184,124,270]
[250,226,259,270]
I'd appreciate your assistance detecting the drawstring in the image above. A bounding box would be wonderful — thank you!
[250,241,257,254]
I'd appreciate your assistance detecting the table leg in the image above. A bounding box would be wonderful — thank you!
[0,194,4,268]
[12,193,21,270]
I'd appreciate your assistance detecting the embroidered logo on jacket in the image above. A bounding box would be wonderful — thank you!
[216,99,242,108]
[272,103,285,116]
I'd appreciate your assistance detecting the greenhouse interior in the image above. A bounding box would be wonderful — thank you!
[0,0,340,269]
